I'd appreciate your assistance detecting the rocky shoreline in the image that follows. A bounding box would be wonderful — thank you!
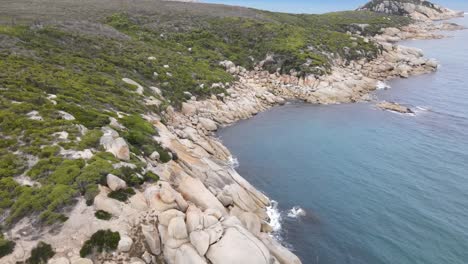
[2,16,465,264]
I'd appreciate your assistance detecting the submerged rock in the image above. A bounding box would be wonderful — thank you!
[376,101,413,114]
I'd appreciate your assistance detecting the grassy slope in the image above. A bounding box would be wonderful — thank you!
[0,0,411,232]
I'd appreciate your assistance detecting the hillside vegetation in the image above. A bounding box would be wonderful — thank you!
[0,0,412,233]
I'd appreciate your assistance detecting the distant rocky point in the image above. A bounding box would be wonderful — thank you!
[358,0,464,21]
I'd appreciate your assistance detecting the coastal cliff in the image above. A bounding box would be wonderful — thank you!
[0,0,464,263]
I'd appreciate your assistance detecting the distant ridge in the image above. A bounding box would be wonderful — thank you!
[358,0,464,21]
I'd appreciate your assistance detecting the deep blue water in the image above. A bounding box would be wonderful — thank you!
[218,17,468,264]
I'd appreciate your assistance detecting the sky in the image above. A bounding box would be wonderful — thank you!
[202,0,468,14]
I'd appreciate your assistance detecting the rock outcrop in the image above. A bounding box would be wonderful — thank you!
[358,0,463,21]
[100,127,130,160]
[376,101,414,113]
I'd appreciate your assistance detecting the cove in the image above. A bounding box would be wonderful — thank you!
[217,17,468,264]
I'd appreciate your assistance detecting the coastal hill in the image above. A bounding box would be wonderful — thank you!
[0,0,463,263]
[358,0,464,20]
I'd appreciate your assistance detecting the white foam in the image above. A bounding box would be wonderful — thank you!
[287,206,307,219]
[412,106,430,115]
[376,81,391,90]
[228,156,239,169]
[267,200,282,233]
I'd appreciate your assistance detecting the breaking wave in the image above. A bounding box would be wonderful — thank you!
[287,206,307,218]
[228,156,239,168]
[267,200,282,233]
[376,81,391,90]
[413,106,430,115]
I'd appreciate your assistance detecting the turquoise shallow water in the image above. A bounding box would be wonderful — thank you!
[218,17,468,264]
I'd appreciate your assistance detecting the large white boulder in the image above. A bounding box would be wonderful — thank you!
[168,217,189,240]
[94,192,122,215]
[70,258,93,264]
[178,176,227,215]
[100,127,130,160]
[106,174,127,191]
[189,230,210,256]
[144,185,179,212]
[206,226,272,264]
[159,209,185,226]
[259,233,302,264]
[181,102,197,116]
[48,257,70,264]
[198,117,217,131]
[141,224,161,255]
[118,235,134,252]
[175,244,207,264]
[122,78,144,95]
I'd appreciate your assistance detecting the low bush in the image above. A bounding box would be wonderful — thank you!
[108,188,136,202]
[26,241,55,264]
[144,171,160,182]
[0,152,25,179]
[78,129,103,150]
[0,234,15,258]
[94,210,112,220]
[79,229,120,257]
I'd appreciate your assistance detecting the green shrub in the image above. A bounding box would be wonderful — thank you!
[144,171,160,182]
[27,157,64,181]
[0,234,15,258]
[79,229,120,257]
[26,241,55,264]
[76,156,114,202]
[95,210,112,220]
[159,149,172,163]
[6,184,77,225]
[108,188,135,202]
[38,146,60,158]
[48,159,85,185]
[79,129,103,150]
[57,104,109,129]
[120,114,156,136]
[0,152,25,179]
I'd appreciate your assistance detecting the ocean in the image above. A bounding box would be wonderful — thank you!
[217,17,468,264]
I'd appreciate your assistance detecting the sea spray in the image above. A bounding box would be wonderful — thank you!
[376,81,391,90]
[287,206,307,218]
[413,106,430,115]
[267,200,282,233]
[228,156,239,168]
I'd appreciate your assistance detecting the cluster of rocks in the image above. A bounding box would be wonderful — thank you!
[358,0,464,21]
[375,22,466,43]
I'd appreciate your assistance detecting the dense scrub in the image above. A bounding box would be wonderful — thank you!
[25,242,55,264]
[94,210,112,220]
[0,0,412,234]
[0,232,15,258]
[80,230,120,257]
